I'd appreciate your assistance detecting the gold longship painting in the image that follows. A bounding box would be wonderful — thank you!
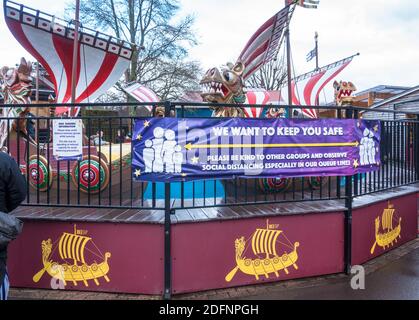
[225,220,300,282]
[370,202,402,255]
[33,225,111,287]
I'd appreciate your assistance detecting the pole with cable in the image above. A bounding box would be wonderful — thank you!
[70,0,80,115]
[315,31,320,106]
[315,31,319,71]
[284,1,294,118]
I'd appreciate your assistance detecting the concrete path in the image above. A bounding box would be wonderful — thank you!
[240,246,419,300]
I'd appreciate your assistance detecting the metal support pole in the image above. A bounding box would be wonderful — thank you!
[314,32,320,106]
[163,100,172,300]
[70,0,80,115]
[344,106,353,275]
[285,26,292,119]
[416,115,419,181]
[35,61,40,104]
[315,32,319,71]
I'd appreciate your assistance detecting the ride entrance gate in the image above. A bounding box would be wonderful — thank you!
[2,102,419,299]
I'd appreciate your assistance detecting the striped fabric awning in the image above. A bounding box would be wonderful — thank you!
[4,0,134,116]
[279,54,358,118]
[123,83,160,113]
[238,5,293,80]
[242,90,271,118]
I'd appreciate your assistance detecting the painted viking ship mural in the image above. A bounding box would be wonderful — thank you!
[1,0,135,194]
[370,202,402,254]
[33,225,111,287]
[225,220,300,282]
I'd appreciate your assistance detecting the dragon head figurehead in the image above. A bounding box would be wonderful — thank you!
[333,80,356,106]
[0,57,33,148]
[200,62,245,104]
[200,62,246,117]
[1,57,33,104]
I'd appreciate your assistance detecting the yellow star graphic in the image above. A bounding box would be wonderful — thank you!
[143,120,150,127]
[373,125,379,132]
[136,134,142,140]
[134,169,141,177]
[353,159,359,168]
[191,156,199,164]
[181,173,187,177]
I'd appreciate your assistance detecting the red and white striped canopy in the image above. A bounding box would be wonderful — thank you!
[238,5,292,80]
[279,54,357,118]
[242,90,270,118]
[123,83,160,113]
[4,0,133,115]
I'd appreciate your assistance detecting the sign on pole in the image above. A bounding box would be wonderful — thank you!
[53,119,83,161]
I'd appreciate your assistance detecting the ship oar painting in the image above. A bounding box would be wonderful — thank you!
[225,220,300,282]
[370,202,402,255]
[32,225,112,287]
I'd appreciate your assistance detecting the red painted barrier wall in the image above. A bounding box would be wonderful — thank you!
[6,192,417,295]
[7,221,164,295]
[171,213,345,294]
[352,193,418,265]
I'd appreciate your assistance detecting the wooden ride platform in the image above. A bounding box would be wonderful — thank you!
[13,183,419,224]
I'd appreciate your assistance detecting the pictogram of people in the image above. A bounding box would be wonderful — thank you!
[359,128,377,166]
[143,140,154,173]
[142,126,183,174]
[162,129,177,173]
[151,127,165,173]
[368,130,376,164]
[173,145,183,173]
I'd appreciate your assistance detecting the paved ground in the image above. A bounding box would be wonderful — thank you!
[8,237,419,300]
[239,245,419,300]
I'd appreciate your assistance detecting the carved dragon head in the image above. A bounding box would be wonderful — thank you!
[200,62,246,117]
[333,80,356,106]
[1,57,33,105]
[234,236,246,258]
[0,58,33,148]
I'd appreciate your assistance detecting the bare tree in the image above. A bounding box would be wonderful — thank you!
[145,54,202,100]
[67,0,201,100]
[245,57,287,90]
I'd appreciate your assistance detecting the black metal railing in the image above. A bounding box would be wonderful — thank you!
[1,101,418,298]
[1,101,418,210]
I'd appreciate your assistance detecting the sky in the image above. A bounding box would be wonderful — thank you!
[1,0,418,102]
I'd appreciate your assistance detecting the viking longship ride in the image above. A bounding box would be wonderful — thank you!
[225,220,299,282]
[370,202,402,254]
[2,0,135,194]
[198,1,359,194]
[33,225,111,287]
